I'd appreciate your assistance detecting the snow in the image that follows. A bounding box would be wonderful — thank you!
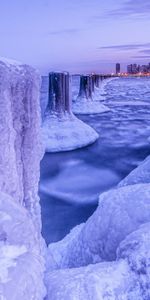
[0,58,46,300]
[0,57,22,68]
[72,99,110,115]
[42,112,99,152]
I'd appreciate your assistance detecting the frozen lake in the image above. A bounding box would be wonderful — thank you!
[40,77,150,244]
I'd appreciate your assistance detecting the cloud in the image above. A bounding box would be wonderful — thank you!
[48,28,81,36]
[98,43,150,51]
[139,49,150,54]
[101,0,150,19]
[132,55,150,59]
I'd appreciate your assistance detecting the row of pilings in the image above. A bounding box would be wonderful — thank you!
[46,72,114,114]
[43,72,114,151]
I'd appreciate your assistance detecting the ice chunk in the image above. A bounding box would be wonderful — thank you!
[47,183,150,270]
[45,260,133,300]
[45,223,150,300]
[119,155,150,187]
[0,191,46,299]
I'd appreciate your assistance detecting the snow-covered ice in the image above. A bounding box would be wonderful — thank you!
[0,192,45,299]
[45,222,150,300]
[72,99,110,114]
[0,58,46,300]
[46,183,150,270]
[43,112,99,152]
[118,155,150,186]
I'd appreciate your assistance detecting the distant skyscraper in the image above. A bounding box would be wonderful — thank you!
[127,62,150,74]
[116,63,120,74]
[127,64,133,74]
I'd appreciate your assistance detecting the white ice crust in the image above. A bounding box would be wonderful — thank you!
[0,192,45,299]
[45,156,150,299]
[72,98,110,115]
[0,58,46,299]
[42,113,99,152]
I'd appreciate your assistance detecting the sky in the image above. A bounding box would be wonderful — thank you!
[0,0,150,74]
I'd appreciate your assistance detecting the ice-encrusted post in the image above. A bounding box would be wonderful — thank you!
[77,75,89,101]
[94,75,100,88]
[88,75,94,100]
[73,73,110,114]
[91,75,95,94]
[46,72,71,115]
[64,72,71,113]
[43,72,99,151]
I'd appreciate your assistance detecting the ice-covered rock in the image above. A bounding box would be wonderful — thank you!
[45,260,132,300]
[0,192,45,299]
[45,223,150,300]
[42,72,99,152]
[118,155,150,187]
[0,58,45,299]
[47,183,150,270]
[0,58,43,227]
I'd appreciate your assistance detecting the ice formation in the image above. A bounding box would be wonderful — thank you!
[46,183,150,269]
[45,222,150,300]
[42,72,99,152]
[73,75,110,114]
[118,155,150,186]
[45,154,150,299]
[0,58,46,299]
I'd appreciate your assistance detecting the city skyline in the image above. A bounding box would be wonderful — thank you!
[0,0,150,74]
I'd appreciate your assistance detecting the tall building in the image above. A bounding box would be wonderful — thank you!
[127,64,133,74]
[127,62,150,74]
[116,63,120,74]
[132,64,138,74]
